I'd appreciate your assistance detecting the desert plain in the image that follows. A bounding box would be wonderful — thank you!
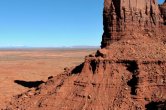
[0,48,97,108]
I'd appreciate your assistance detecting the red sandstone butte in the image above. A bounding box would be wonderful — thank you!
[101,0,164,47]
[4,0,166,110]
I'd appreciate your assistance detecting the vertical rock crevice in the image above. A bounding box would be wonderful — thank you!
[124,61,139,95]
[90,60,97,74]
[160,0,166,25]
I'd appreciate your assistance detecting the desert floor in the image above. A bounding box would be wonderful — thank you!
[0,48,97,108]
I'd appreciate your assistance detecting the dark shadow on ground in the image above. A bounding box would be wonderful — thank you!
[14,80,45,88]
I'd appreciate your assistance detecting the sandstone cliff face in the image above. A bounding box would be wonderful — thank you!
[101,0,163,48]
[4,0,166,110]
[160,0,166,24]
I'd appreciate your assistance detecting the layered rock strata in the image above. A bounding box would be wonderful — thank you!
[101,0,163,47]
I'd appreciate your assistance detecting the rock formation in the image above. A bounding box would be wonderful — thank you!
[4,0,166,110]
[160,0,166,24]
[101,0,164,47]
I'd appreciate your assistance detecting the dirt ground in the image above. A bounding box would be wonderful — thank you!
[0,48,97,108]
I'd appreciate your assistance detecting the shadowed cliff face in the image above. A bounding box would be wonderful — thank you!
[101,0,164,48]
[160,0,166,24]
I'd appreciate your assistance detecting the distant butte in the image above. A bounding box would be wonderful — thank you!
[4,0,166,110]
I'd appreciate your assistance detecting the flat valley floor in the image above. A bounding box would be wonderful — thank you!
[0,48,97,108]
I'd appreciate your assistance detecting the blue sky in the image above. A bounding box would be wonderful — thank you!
[0,0,165,47]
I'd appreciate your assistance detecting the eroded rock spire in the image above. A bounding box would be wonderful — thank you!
[101,0,163,48]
